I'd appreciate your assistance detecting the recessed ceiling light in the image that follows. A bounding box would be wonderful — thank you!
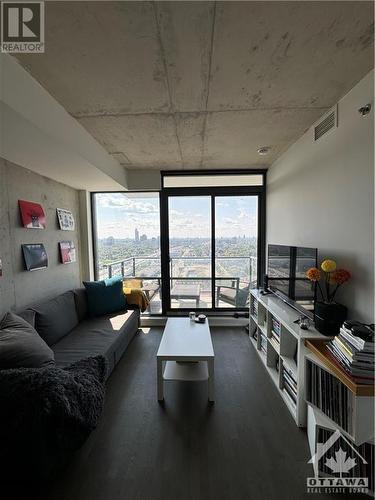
[257,146,271,156]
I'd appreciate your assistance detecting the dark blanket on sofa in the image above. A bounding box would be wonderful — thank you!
[0,355,107,482]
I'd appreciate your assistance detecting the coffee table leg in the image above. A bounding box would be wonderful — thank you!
[208,358,215,402]
[157,358,164,401]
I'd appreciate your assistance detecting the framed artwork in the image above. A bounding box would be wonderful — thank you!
[59,241,76,264]
[18,200,46,229]
[57,208,75,231]
[22,244,48,271]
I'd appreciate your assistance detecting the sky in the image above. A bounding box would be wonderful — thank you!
[95,193,258,239]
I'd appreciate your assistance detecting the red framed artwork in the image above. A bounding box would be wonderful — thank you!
[18,200,46,229]
[59,241,76,264]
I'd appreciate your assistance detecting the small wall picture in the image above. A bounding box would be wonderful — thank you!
[22,244,48,271]
[57,208,75,231]
[59,241,76,264]
[19,200,46,229]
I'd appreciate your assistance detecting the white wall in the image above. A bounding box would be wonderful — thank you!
[267,71,374,322]
[0,158,82,316]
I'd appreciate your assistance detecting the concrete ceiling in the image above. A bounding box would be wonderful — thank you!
[15,1,374,170]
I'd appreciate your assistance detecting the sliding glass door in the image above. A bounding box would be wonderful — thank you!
[215,196,258,308]
[168,196,212,309]
[163,191,261,313]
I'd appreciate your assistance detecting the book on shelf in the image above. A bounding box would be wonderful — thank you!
[326,346,374,385]
[306,359,354,433]
[251,298,258,318]
[271,317,281,343]
[283,376,297,397]
[341,325,374,352]
[283,384,297,409]
[271,334,280,344]
[282,364,297,404]
[283,370,297,392]
[260,333,267,354]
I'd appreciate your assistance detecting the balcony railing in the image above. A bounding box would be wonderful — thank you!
[98,255,257,312]
[99,255,257,281]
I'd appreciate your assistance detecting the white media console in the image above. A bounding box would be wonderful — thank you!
[249,289,329,427]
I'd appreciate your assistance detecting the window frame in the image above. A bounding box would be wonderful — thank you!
[91,170,266,317]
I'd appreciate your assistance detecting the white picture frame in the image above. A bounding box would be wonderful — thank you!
[57,208,75,231]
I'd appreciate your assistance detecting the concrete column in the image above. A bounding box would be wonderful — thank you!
[79,190,94,282]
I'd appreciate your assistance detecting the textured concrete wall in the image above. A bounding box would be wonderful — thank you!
[267,71,374,322]
[0,158,81,316]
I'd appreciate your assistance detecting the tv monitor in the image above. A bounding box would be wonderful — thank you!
[267,244,317,318]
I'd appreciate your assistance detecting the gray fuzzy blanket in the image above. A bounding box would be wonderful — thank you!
[0,355,107,482]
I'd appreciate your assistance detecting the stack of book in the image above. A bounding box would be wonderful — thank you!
[260,333,267,355]
[282,365,297,409]
[271,317,281,344]
[326,325,374,385]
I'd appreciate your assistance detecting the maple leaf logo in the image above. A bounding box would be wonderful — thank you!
[325,448,357,474]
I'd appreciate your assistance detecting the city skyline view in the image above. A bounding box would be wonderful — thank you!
[94,192,259,302]
[95,193,258,240]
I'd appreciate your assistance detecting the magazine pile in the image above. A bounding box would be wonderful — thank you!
[327,322,374,385]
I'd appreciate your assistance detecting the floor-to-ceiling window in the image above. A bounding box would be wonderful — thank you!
[92,171,266,316]
[160,171,266,314]
[92,192,162,314]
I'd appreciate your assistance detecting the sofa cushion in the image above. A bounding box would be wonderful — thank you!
[31,291,79,346]
[16,309,36,328]
[0,312,55,369]
[52,309,139,377]
[83,277,127,317]
[73,288,88,321]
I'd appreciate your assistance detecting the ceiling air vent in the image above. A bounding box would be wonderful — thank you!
[314,107,337,141]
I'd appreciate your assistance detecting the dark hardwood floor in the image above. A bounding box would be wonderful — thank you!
[37,327,364,500]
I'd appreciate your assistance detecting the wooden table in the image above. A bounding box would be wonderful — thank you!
[156,317,215,403]
[170,284,201,308]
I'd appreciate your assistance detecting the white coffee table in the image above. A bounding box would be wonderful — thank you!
[156,317,215,403]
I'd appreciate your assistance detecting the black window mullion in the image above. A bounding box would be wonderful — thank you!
[160,191,170,314]
[211,195,216,311]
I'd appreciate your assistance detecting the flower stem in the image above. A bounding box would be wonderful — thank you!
[331,284,340,302]
[316,281,324,300]
[325,272,330,302]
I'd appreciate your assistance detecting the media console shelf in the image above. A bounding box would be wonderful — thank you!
[305,339,374,445]
[249,289,330,427]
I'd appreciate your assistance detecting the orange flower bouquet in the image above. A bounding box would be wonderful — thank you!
[306,259,351,335]
[306,259,351,304]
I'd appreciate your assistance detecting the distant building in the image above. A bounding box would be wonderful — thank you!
[140,233,147,241]
[104,236,115,246]
[135,228,139,242]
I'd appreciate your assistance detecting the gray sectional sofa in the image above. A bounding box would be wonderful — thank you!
[18,288,140,378]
